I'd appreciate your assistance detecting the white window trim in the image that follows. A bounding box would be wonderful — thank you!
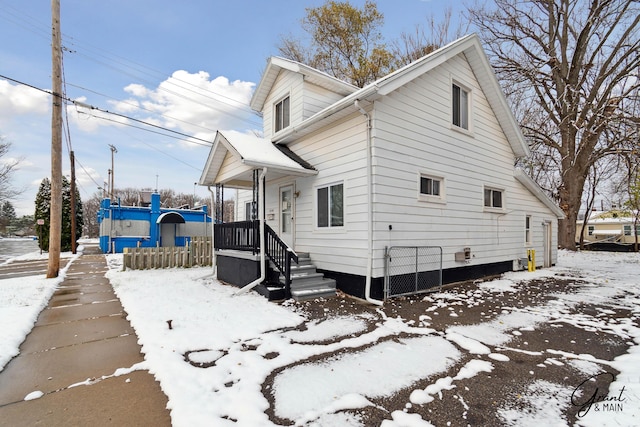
[417,172,446,204]
[525,215,532,245]
[450,76,474,136]
[483,186,505,212]
[274,94,291,134]
[315,181,345,231]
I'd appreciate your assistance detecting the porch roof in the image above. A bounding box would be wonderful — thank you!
[198,130,317,189]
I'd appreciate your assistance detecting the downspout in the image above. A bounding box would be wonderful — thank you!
[355,100,383,306]
[207,185,217,276]
[236,167,267,294]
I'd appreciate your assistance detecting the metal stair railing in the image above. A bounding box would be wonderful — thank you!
[264,223,298,293]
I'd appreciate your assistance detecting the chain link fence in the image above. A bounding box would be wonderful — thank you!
[384,246,443,299]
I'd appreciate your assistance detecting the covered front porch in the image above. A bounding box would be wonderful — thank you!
[199,131,336,300]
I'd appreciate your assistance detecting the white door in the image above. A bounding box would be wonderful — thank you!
[543,221,552,268]
[280,185,294,248]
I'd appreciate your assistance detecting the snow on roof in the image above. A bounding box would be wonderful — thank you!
[219,130,307,171]
[592,229,623,236]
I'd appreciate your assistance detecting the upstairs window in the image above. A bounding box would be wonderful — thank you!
[317,183,344,228]
[452,83,469,130]
[484,187,503,209]
[275,96,290,132]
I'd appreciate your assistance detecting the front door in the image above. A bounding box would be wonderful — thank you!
[280,185,294,248]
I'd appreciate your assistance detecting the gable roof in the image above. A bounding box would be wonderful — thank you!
[268,34,530,158]
[250,56,359,112]
[198,130,317,188]
[514,168,565,219]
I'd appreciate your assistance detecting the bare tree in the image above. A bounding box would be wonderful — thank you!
[82,192,102,237]
[578,157,622,249]
[390,7,470,67]
[0,137,22,203]
[468,0,640,249]
[278,0,394,87]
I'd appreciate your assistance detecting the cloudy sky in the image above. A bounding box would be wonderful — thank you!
[0,0,465,216]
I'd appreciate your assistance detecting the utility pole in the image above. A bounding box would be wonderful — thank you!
[47,0,62,278]
[70,150,77,254]
[109,144,117,199]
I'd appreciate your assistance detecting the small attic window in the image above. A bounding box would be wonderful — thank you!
[275,96,290,132]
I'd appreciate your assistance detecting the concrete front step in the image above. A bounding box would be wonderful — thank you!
[291,286,337,301]
[291,277,336,292]
[290,264,316,274]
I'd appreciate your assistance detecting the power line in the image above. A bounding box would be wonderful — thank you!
[0,73,215,146]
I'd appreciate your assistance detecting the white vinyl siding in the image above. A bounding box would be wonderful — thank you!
[253,50,559,279]
[284,114,368,277]
[369,52,557,275]
[263,70,346,138]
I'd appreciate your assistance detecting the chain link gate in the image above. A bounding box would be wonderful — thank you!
[384,246,443,299]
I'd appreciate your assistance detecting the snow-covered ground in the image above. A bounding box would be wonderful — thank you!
[1,245,638,426]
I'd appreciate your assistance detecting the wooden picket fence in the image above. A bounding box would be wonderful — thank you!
[122,236,212,270]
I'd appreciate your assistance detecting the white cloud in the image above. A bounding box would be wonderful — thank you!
[0,80,49,119]
[124,83,150,98]
[63,71,257,145]
[130,70,257,138]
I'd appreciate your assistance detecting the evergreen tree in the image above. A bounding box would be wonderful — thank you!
[34,177,83,251]
[34,178,51,250]
[0,201,16,235]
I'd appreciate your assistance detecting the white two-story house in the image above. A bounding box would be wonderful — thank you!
[199,34,564,303]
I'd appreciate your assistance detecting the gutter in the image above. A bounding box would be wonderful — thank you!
[207,185,217,276]
[274,85,379,144]
[355,100,384,306]
[236,167,267,294]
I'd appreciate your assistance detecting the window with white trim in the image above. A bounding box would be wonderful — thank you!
[484,187,503,209]
[317,183,343,227]
[588,226,594,236]
[418,173,445,202]
[624,225,632,236]
[452,83,469,129]
[525,215,532,244]
[420,176,441,196]
[245,201,256,221]
[275,96,290,132]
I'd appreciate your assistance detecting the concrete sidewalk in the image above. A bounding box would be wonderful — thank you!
[0,244,171,426]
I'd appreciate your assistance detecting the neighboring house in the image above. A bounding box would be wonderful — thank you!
[576,210,640,250]
[199,34,564,302]
[98,192,212,253]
